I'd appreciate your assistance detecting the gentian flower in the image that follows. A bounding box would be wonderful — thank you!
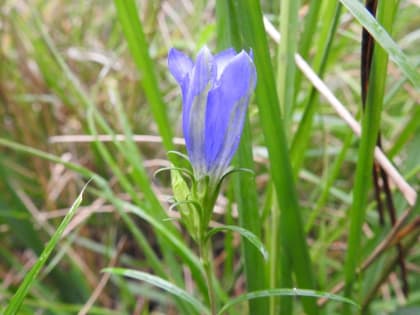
[168,46,257,184]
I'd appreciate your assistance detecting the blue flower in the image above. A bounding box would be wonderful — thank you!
[168,46,256,182]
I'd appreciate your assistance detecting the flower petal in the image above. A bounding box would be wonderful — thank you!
[183,46,216,177]
[204,51,256,178]
[168,48,193,85]
[186,46,216,98]
[214,48,237,80]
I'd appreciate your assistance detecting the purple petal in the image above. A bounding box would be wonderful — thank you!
[182,46,216,177]
[204,51,256,178]
[214,48,237,80]
[168,48,193,85]
[186,46,216,97]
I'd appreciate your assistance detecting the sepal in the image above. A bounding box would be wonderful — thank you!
[169,166,202,241]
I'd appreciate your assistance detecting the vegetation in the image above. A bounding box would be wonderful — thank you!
[0,0,419,314]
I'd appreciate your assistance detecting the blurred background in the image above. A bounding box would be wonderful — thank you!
[0,0,419,314]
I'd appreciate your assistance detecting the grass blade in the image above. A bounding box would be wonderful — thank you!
[343,0,398,312]
[234,1,318,314]
[276,0,300,128]
[234,118,270,314]
[294,0,322,94]
[206,224,268,260]
[339,0,420,89]
[104,268,210,315]
[216,2,269,313]
[290,2,342,176]
[3,182,89,315]
[217,288,359,315]
[113,0,174,151]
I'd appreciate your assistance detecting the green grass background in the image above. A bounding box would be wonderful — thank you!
[0,0,419,314]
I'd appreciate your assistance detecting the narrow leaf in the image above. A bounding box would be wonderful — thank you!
[216,2,269,314]
[234,1,318,314]
[217,288,359,315]
[113,0,174,150]
[4,183,89,315]
[339,0,420,89]
[104,268,210,315]
[206,225,268,260]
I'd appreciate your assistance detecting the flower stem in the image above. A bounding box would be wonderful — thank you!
[199,237,217,315]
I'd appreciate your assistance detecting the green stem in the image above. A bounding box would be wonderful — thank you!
[199,237,217,315]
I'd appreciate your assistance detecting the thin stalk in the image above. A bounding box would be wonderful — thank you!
[199,238,217,315]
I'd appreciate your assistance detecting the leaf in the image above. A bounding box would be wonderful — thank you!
[103,268,210,315]
[217,3,269,312]
[217,288,359,315]
[113,0,174,150]
[220,167,254,182]
[153,166,194,183]
[3,182,89,315]
[343,2,398,311]
[206,225,268,261]
[234,2,318,314]
[339,0,420,89]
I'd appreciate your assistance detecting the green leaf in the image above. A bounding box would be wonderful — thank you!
[3,182,89,315]
[343,1,398,311]
[113,0,174,150]
[234,1,318,314]
[154,166,194,183]
[206,225,268,261]
[217,288,359,315]
[234,118,270,315]
[290,1,342,176]
[276,0,301,128]
[104,268,210,315]
[339,0,420,89]
[217,2,269,314]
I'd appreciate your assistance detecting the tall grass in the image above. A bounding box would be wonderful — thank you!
[1,0,419,314]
